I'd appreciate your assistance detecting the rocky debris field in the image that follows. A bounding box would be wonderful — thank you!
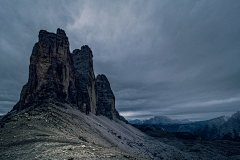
[1,101,240,160]
[0,102,147,160]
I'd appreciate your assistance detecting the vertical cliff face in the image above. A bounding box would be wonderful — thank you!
[95,74,128,122]
[72,46,97,114]
[96,74,116,120]
[15,29,76,111]
[11,28,125,122]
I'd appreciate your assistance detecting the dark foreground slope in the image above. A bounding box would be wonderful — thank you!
[1,101,240,159]
[0,101,196,160]
[1,102,147,159]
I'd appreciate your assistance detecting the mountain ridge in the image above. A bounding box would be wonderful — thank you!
[129,116,192,125]
[130,113,240,141]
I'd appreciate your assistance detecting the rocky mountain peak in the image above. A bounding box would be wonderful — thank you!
[96,74,116,120]
[232,111,240,118]
[13,29,74,111]
[72,44,96,114]
[10,28,122,122]
[56,28,67,36]
[39,29,68,46]
[80,45,91,51]
[96,74,111,87]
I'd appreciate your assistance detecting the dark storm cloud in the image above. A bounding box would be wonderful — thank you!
[0,0,240,121]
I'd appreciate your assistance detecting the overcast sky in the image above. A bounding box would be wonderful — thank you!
[0,0,240,121]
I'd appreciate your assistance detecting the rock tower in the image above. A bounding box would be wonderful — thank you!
[11,28,126,122]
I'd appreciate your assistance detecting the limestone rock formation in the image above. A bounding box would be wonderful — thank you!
[10,28,123,123]
[96,74,116,120]
[95,74,128,123]
[13,29,76,111]
[72,46,97,114]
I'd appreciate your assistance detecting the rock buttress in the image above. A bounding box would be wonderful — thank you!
[72,45,97,114]
[14,29,77,111]
[95,74,116,120]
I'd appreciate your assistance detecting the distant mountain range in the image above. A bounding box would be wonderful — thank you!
[130,112,240,141]
[129,116,191,125]
[198,111,240,141]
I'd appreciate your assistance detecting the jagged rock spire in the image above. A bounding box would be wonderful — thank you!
[72,45,97,114]
[14,29,75,111]
[96,74,116,120]
[11,28,124,122]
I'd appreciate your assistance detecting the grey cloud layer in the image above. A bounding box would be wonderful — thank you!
[0,0,240,121]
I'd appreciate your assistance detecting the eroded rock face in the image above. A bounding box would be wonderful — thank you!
[14,29,76,111]
[96,74,116,120]
[11,28,125,122]
[72,46,97,114]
